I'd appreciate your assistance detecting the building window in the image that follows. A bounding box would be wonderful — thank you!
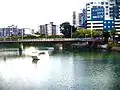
[91,2,93,4]
[109,8,113,10]
[101,2,104,5]
[106,2,108,5]
[106,6,108,8]
[109,11,113,13]
[106,13,108,15]
[110,4,114,6]
[87,16,90,18]
[110,15,113,17]
[87,3,90,5]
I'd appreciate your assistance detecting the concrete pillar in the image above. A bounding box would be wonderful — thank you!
[54,43,63,50]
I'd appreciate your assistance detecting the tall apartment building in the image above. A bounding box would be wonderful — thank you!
[86,1,113,30]
[76,8,87,29]
[39,25,46,35]
[39,22,57,36]
[114,0,120,34]
[73,11,77,26]
[86,0,120,34]
[78,13,83,27]
[0,25,25,38]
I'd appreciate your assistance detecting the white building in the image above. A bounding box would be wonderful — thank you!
[86,0,120,34]
[24,28,34,36]
[39,22,57,36]
[86,0,111,30]
[47,22,53,35]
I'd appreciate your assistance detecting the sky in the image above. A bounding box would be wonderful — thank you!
[0,0,87,30]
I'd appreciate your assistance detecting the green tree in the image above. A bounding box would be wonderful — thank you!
[84,29,91,37]
[73,29,92,38]
[110,29,116,42]
[92,30,99,38]
[60,22,76,38]
[73,29,90,38]
[103,30,110,44]
[73,29,100,38]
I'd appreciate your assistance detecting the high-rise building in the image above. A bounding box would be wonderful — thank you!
[39,22,57,36]
[86,1,113,31]
[47,22,57,35]
[78,13,83,27]
[0,25,25,38]
[73,11,76,26]
[39,25,46,35]
[114,0,120,34]
[86,0,120,34]
[82,9,87,27]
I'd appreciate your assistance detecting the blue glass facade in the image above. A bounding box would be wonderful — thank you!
[103,20,115,31]
[90,5,115,31]
[91,6,104,21]
[80,9,87,28]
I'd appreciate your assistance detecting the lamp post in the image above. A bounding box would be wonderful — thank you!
[85,34,88,44]
[85,34,87,40]
[71,26,72,38]
[22,28,24,41]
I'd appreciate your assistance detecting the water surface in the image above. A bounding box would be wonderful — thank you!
[0,45,120,90]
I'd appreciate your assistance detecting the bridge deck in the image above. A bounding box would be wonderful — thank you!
[0,38,98,43]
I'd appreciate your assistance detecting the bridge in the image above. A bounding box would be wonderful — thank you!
[0,38,101,43]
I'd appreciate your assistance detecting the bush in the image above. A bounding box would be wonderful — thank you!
[107,42,119,49]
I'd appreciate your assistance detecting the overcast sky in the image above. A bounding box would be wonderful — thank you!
[0,0,87,30]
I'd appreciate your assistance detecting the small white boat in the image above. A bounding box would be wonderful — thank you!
[101,44,107,49]
[31,51,47,60]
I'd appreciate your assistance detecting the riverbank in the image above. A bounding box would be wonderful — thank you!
[111,47,120,52]
[72,43,120,52]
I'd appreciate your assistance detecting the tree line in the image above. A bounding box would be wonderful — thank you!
[60,22,117,39]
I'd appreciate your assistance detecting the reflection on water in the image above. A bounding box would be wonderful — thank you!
[0,46,120,90]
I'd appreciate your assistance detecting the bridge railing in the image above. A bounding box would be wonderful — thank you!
[0,38,97,42]
[22,38,80,42]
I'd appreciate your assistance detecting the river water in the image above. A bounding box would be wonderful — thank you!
[0,44,120,90]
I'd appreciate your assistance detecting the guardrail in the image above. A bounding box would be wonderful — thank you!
[0,38,100,43]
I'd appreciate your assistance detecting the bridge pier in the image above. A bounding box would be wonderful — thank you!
[54,43,63,50]
[18,43,23,56]
[19,43,23,50]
